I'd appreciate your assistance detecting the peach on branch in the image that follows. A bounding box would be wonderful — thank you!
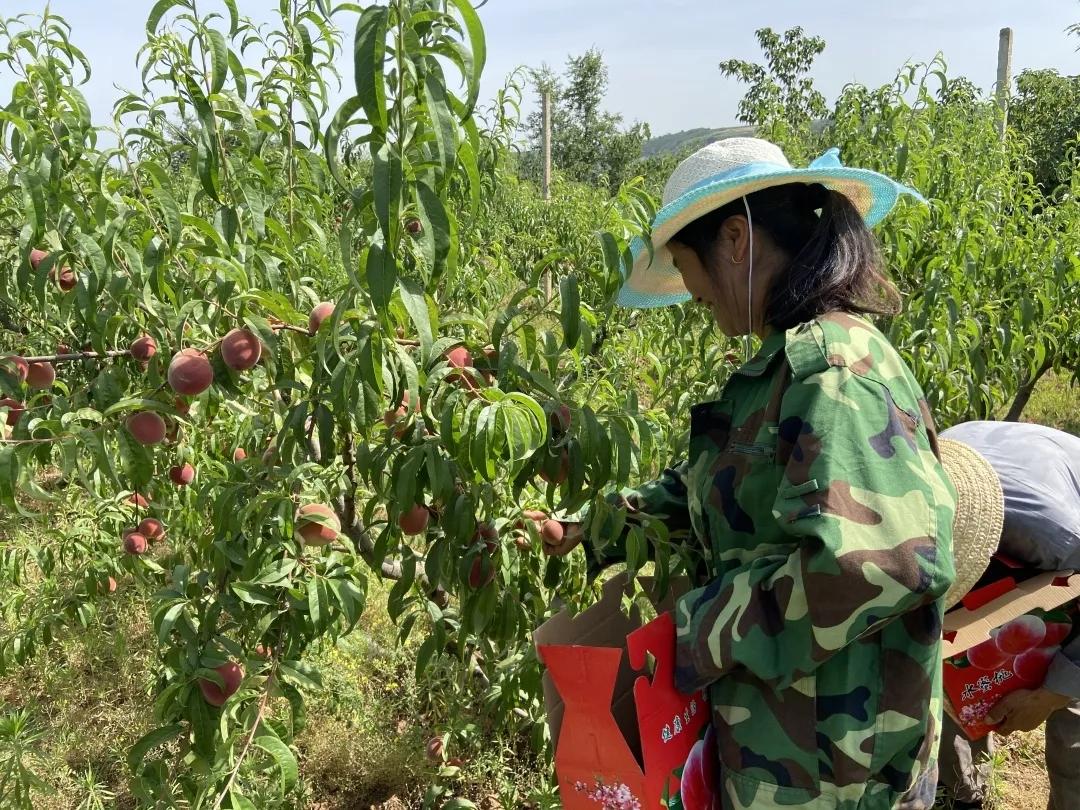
[220,328,262,371]
[398,504,430,535]
[1,356,29,383]
[198,661,244,707]
[130,335,157,362]
[137,517,165,542]
[232,447,247,462]
[169,463,195,486]
[122,532,148,555]
[167,349,213,395]
[294,503,341,546]
[0,398,25,426]
[308,301,335,335]
[26,362,55,390]
[126,411,167,445]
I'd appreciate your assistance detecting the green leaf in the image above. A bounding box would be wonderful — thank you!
[423,73,458,179]
[207,29,228,95]
[278,660,323,691]
[127,723,184,772]
[254,735,299,791]
[147,0,185,33]
[354,6,389,132]
[399,278,433,366]
[364,243,396,313]
[446,0,486,114]
[560,274,580,350]
[415,181,452,277]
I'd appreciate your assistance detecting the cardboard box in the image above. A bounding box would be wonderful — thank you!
[534,573,716,809]
[942,559,1080,740]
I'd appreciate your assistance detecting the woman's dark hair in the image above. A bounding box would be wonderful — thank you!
[671,183,900,330]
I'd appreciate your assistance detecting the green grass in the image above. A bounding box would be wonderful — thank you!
[1017,371,1080,436]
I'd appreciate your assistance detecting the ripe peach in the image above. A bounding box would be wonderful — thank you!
[1,356,29,383]
[126,411,167,445]
[198,661,244,707]
[169,463,195,486]
[167,349,213,395]
[398,504,429,535]
[220,328,262,371]
[138,517,165,542]
[56,343,72,356]
[28,249,48,269]
[294,503,341,546]
[130,334,157,362]
[26,361,55,390]
[469,554,495,588]
[445,346,472,369]
[995,615,1047,655]
[127,492,150,508]
[308,301,335,335]
[232,447,247,462]
[123,532,148,555]
[426,735,445,762]
[0,398,25,426]
[540,520,564,546]
[53,267,77,291]
[550,404,572,434]
[539,450,570,485]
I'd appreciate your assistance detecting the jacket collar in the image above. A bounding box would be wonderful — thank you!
[732,330,787,377]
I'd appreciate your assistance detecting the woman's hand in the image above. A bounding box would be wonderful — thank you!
[985,687,1072,735]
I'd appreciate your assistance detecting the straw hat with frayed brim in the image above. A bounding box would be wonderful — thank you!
[617,138,925,309]
[939,438,1006,610]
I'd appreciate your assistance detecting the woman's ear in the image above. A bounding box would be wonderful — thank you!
[718,214,750,265]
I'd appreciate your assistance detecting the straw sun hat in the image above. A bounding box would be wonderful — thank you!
[939,439,1006,610]
[618,137,924,309]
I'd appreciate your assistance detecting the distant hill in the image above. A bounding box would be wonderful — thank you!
[642,120,832,159]
[641,126,755,158]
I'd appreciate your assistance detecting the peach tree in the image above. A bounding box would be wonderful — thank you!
[0,1,679,804]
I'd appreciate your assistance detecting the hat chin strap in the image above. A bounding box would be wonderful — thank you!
[742,195,754,363]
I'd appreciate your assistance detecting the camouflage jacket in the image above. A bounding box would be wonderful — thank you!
[589,313,957,809]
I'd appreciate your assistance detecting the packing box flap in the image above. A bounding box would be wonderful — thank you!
[943,571,1080,658]
[532,574,690,768]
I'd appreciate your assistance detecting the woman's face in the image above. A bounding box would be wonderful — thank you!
[669,216,782,339]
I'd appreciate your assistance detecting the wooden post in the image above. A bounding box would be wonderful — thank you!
[996,27,1013,141]
[542,90,552,201]
[541,89,553,299]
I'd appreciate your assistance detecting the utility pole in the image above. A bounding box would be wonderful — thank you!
[541,89,553,300]
[996,27,1014,141]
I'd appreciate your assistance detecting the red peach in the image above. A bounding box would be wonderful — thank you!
[52,266,77,291]
[128,492,150,508]
[308,302,335,335]
[169,463,195,486]
[220,328,262,371]
[130,335,157,362]
[126,411,167,445]
[198,661,244,707]
[0,398,25,426]
[468,554,496,588]
[123,532,148,555]
[1,356,28,383]
[550,404,572,434]
[26,361,55,390]
[398,504,429,535]
[294,503,341,546]
[167,348,214,396]
[28,249,48,269]
[445,346,472,369]
[137,518,165,542]
[232,447,247,463]
[540,519,565,546]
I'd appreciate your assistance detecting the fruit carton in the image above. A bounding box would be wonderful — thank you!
[534,573,719,809]
[942,556,1080,740]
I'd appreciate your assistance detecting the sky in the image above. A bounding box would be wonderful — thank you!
[4,0,1078,138]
